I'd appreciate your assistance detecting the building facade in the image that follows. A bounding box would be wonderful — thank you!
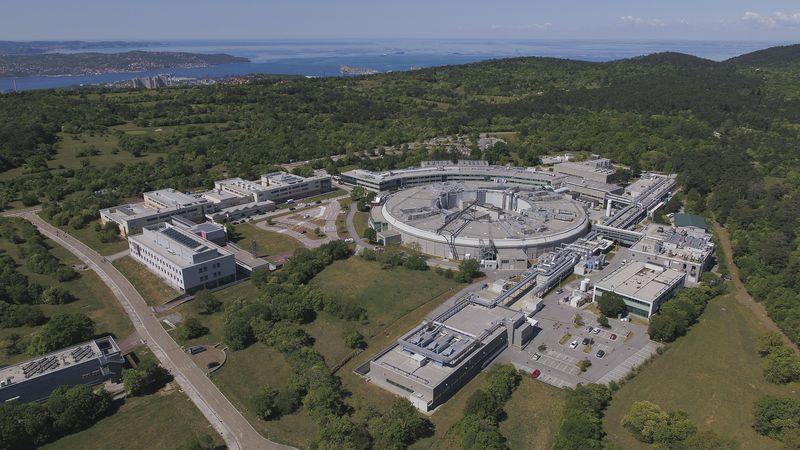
[100,189,211,236]
[0,336,125,403]
[592,261,686,318]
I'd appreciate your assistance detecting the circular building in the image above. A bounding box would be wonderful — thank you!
[377,181,588,263]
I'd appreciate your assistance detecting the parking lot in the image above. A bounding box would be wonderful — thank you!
[495,248,659,388]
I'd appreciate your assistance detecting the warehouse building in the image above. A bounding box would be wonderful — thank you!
[128,222,236,294]
[100,189,211,236]
[592,261,686,318]
[367,295,535,412]
[0,336,125,403]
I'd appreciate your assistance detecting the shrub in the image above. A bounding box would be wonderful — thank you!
[343,330,365,349]
[40,286,76,305]
[122,359,172,396]
[177,318,209,341]
[195,290,222,314]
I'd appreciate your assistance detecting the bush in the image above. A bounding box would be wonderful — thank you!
[343,330,365,349]
[553,384,611,450]
[252,386,279,420]
[753,395,800,443]
[195,290,222,314]
[177,318,209,341]
[597,314,610,328]
[27,313,94,355]
[40,286,76,305]
[758,338,800,384]
[122,359,172,396]
[621,401,697,447]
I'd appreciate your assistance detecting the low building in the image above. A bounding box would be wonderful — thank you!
[171,216,227,246]
[100,189,211,236]
[563,177,623,204]
[554,155,615,183]
[592,261,686,318]
[0,336,125,403]
[631,224,715,284]
[128,222,237,294]
[260,172,332,203]
[366,295,534,412]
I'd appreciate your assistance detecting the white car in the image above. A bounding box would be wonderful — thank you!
[569,340,579,349]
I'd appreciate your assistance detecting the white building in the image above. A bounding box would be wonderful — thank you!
[100,189,211,236]
[128,222,236,294]
[260,172,332,203]
[630,224,715,284]
[554,155,615,183]
[592,261,686,318]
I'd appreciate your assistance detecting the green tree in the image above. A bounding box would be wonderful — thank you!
[195,290,222,314]
[763,346,800,384]
[122,359,172,396]
[343,330,365,349]
[621,401,669,443]
[596,291,626,317]
[753,395,800,441]
[27,313,94,355]
[178,318,209,340]
[40,286,76,305]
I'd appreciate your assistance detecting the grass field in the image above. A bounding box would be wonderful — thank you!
[353,211,369,237]
[603,294,800,449]
[234,223,302,258]
[0,236,133,366]
[61,220,130,255]
[41,389,221,450]
[113,256,178,306]
[500,378,566,450]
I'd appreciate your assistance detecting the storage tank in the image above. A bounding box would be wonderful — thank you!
[580,278,591,292]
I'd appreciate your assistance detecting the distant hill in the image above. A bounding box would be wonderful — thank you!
[726,44,800,66]
[618,51,718,68]
[0,51,249,77]
[0,40,151,56]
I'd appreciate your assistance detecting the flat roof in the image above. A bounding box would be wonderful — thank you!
[144,188,206,207]
[130,223,232,268]
[674,213,708,230]
[595,261,685,303]
[216,177,268,193]
[342,164,566,185]
[0,336,119,386]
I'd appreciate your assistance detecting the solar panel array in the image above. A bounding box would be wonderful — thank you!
[70,345,95,363]
[21,356,60,379]
[161,227,204,249]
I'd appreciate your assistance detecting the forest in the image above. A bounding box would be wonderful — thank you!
[2,44,800,347]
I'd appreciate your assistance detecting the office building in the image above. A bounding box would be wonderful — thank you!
[631,224,715,284]
[100,189,211,236]
[259,172,332,203]
[592,261,686,318]
[128,222,236,294]
[554,155,615,183]
[0,336,125,403]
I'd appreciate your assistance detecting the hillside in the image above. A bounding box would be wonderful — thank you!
[726,43,800,66]
[0,51,249,77]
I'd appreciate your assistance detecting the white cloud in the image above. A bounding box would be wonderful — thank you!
[742,11,800,28]
[620,16,665,28]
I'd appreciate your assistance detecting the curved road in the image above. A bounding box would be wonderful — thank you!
[16,212,291,450]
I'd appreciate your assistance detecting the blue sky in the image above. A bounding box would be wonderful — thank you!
[3,1,800,41]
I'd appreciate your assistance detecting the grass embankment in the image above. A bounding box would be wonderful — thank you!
[499,379,566,450]
[113,256,178,306]
[40,389,222,450]
[604,294,800,449]
[352,211,369,237]
[234,223,302,258]
[0,236,132,366]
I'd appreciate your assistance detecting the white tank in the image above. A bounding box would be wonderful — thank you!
[580,278,590,292]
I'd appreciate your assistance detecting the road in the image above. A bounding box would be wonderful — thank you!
[16,212,291,450]
[255,199,342,249]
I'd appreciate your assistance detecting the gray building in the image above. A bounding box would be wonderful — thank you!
[100,189,211,236]
[366,297,534,412]
[0,336,125,403]
[259,172,332,203]
[554,155,615,183]
[592,261,686,318]
[128,222,237,294]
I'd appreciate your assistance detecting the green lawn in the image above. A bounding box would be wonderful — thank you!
[353,211,369,237]
[41,389,221,450]
[603,294,800,449]
[113,256,178,306]
[234,223,302,258]
[62,220,129,255]
[499,378,566,450]
[0,236,133,366]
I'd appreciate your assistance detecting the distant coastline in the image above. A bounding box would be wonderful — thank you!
[0,51,248,77]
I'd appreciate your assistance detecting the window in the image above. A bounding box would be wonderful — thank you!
[386,379,414,394]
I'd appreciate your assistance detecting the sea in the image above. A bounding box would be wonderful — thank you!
[0,39,789,92]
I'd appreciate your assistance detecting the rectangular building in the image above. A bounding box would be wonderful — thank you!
[367,297,533,412]
[554,156,615,183]
[631,224,715,284]
[259,172,332,203]
[100,188,211,236]
[128,222,236,294]
[592,261,686,318]
[0,336,125,403]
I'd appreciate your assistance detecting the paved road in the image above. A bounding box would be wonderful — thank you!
[255,200,341,249]
[19,212,291,450]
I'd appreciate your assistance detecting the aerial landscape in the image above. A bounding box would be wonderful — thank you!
[2,1,800,450]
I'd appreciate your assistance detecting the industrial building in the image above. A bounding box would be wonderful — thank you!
[366,294,535,412]
[128,221,237,294]
[631,224,715,284]
[0,336,125,403]
[100,189,211,236]
[340,160,564,192]
[375,181,589,261]
[553,155,615,183]
[592,261,686,318]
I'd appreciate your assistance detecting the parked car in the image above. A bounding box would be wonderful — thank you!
[596,350,606,358]
[582,337,590,345]
[592,328,601,334]
[555,288,564,294]
[532,353,541,361]
[610,334,618,341]
[585,326,593,333]
[531,369,541,378]
[315,200,322,204]
[569,340,579,349]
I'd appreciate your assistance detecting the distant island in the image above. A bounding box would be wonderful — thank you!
[0,40,153,56]
[339,65,381,76]
[0,51,249,77]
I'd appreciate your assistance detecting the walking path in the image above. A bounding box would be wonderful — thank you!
[19,212,292,450]
[256,200,342,249]
[713,222,798,351]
